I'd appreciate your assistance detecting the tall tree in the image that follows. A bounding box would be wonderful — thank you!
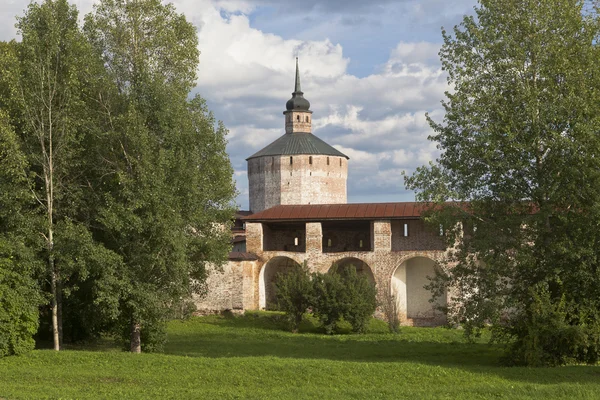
[14,0,97,350]
[406,0,600,365]
[84,0,236,352]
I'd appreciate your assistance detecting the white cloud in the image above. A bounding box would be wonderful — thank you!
[0,0,457,208]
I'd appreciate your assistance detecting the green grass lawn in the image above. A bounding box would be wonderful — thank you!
[1,312,598,399]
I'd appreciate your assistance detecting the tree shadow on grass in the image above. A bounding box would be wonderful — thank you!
[164,315,600,387]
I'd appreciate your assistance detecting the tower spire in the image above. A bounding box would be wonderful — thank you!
[294,57,301,93]
[286,58,310,112]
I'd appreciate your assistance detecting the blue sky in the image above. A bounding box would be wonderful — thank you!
[1,0,478,209]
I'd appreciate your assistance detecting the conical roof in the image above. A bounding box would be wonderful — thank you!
[246,132,348,160]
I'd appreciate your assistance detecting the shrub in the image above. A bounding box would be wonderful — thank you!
[504,284,600,366]
[311,271,346,334]
[274,262,313,333]
[334,265,378,334]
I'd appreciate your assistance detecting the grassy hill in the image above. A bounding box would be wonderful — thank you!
[0,312,598,399]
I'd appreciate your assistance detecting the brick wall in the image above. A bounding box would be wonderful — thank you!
[198,220,450,326]
[248,154,347,213]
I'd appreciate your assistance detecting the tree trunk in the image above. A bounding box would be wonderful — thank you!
[130,320,141,353]
[57,279,63,348]
[50,265,60,351]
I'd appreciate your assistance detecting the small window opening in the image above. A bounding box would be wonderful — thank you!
[306,116,309,122]
[340,159,342,167]
[404,223,409,237]
[297,115,300,121]
[294,237,299,246]
[327,238,332,247]
[290,156,293,165]
[359,239,364,248]
[327,157,330,166]
[309,156,313,165]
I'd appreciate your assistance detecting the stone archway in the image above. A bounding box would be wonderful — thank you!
[330,257,375,284]
[259,256,302,310]
[392,256,446,325]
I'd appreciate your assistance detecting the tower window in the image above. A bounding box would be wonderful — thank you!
[297,115,300,121]
[290,156,293,165]
[306,116,309,122]
[327,157,330,166]
[309,156,313,165]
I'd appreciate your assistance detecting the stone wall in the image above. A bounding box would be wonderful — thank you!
[196,220,450,326]
[193,260,258,312]
[248,154,348,213]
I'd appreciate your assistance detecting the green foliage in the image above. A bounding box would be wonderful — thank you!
[405,0,600,365]
[311,271,346,334]
[0,112,41,357]
[0,0,235,353]
[311,265,377,334]
[502,284,600,366]
[333,265,378,334]
[274,262,313,333]
[80,0,236,351]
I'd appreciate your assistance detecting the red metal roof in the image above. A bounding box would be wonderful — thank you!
[243,202,434,221]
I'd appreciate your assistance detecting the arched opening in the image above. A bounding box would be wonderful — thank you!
[297,115,300,121]
[329,257,375,284]
[391,257,446,325]
[259,256,302,310]
[306,116,309,122]
[309,156,313,165]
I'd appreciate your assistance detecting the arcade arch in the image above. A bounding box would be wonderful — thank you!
[259,256,302,310]
[330,257,375,284]
[392,256,446,323]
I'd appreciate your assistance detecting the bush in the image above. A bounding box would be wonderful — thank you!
[274,262,313,333]
[312,265,378,334]
[504,284,600,366]
[334,265,378,334]
[311,271,346,334]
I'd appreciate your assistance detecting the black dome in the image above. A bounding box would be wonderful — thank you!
[286,92,310,111]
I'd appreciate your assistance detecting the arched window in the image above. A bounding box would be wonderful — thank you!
[309,156,313,165]
[297,115,300,121]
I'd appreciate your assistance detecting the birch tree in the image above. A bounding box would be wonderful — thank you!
[14,0,92,350]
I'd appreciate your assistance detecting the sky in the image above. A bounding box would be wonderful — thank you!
[0,0,478,209]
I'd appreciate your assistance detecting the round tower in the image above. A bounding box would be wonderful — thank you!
[247,59,349,214]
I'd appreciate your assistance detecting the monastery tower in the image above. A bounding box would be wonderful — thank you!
[247,59,349,213]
